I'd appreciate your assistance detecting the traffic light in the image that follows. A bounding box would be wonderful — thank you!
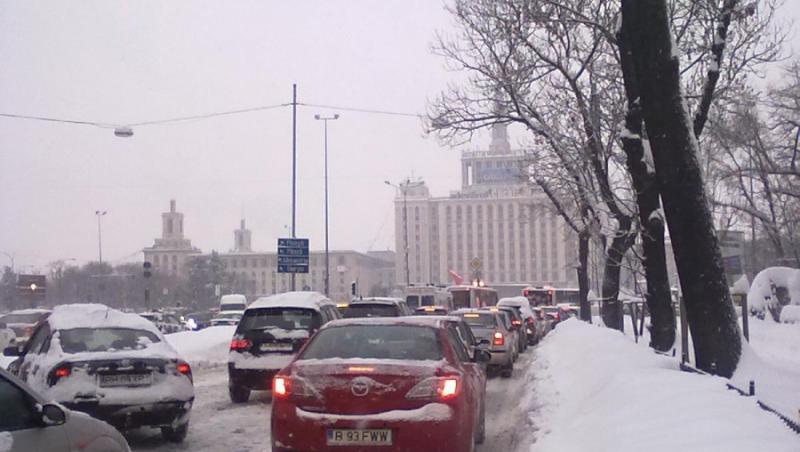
[351,281,357,296]
[143,261,152,278]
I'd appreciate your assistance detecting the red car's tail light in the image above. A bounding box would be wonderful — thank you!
[406,376,461,400]
[273,376,288,397]
[512,319,522,327]
[272,375,319,399]
[493,332,504,346]
[229,338,251,351]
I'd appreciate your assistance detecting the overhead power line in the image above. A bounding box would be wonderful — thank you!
[0,100,425,131]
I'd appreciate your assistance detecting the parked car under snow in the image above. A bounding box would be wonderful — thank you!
[3,304,195,443]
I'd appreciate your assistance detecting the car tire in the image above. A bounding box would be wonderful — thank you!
[229,384,251,403]
[161,422,189,443]
[500,363,513,378]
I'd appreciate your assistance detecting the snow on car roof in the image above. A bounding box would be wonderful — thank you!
[248,291,334,311]
[324,316,452,328]
[498,296,529,305]
[47,303,161,334]
[349,297,403,305]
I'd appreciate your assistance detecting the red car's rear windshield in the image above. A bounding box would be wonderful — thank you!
[299,325,442,361]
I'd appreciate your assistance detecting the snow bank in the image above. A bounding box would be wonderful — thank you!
[527,319,799,452]
[165,325,236,368]
[780,305,800,323]
[0,432,11,452]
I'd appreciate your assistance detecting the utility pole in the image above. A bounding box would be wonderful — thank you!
[95,210,107,263]
[315,113,340,297]
[384,179,411,286]
[291,84,297,291]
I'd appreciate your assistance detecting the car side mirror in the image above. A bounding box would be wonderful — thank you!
[40,404,66,426]
[473,349,491,363]
[3,345,21,357]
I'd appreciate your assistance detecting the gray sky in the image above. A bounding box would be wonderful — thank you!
[1,1,799,272]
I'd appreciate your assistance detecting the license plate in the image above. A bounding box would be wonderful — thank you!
[260,343,293,352]
[327,429,392,446]
[99,373,152,387]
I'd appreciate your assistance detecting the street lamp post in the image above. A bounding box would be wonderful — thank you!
[384,180,410,286]
[95,210,107,263]
[315,113,340,298]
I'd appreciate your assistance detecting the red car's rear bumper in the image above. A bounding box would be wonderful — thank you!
[271,399,472,452]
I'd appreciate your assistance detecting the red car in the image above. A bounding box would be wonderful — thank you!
[271,316,490,452]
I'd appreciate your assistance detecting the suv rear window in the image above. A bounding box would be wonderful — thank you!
[299,325,442,361]
[342,304,399,318]
[457,313,497,329]
[238,307,320,332]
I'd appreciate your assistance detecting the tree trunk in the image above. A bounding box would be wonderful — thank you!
[623,0,742,377]
[617,16,676,353]
[578,228,591,322]
[600,219,636,330]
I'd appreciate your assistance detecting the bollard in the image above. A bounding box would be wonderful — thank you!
[749,380,755,396]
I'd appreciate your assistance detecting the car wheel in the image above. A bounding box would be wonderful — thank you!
[229,384,251,403]
[500,363,513,378]
[161,422,189,443]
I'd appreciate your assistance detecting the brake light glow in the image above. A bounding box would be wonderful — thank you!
[348,366,375,373]
[423,307,436,312]
[229,338,251,351]
[493,332,504,346]
[273,377,288,396]
[440,379,458,398]
[176,362,191,375]
[512,319,522,326]
[54,366,70,378]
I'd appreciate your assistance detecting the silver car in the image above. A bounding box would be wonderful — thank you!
[0,367,130,452]
[452,309,515,378]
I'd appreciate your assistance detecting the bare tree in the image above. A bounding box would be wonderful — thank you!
[621,0,744,377]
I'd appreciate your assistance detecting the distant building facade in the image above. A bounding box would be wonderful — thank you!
[392,124,578,288]
[142,200,201,278]
[143,203,395,302]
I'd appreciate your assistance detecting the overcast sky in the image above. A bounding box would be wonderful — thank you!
[1,1,799,272]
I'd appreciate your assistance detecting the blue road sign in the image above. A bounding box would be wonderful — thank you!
[278,237,309,273]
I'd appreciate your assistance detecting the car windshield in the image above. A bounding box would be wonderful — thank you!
[58,328,160,353]
[342,303,399,318]
[221,303,246,311]
[0,313,45,324]
[299,325,442,361]
[457,313,497,329]
[238,307,319,332]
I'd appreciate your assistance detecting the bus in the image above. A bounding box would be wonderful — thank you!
[447,285,499,309]
[522,286,580,307]
[404,285,454,311]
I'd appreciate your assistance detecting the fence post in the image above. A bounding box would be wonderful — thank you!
[680,295,689,364]
[741,294,750,342]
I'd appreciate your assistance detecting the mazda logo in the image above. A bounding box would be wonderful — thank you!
[350,377,371,397]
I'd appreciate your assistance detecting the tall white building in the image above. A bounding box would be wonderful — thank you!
[392,124,578,288]
[143,200,201,277]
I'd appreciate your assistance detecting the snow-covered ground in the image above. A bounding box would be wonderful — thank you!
[527,319,799,452]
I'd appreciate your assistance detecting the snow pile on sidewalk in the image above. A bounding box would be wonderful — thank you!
[528,319,798,452]
[165,325,235,368]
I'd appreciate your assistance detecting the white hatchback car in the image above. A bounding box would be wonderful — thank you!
[0,366,130,451]
[4,304,195,443]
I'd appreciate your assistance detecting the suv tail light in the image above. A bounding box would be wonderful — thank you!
[511,319,522,327]
[492,332,504,346]
[176,361,193,382]
[229,338,252,351]
[48,364,72,386]
[406,376,461,400]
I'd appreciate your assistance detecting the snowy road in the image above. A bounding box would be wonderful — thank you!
[126,351,537,452]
